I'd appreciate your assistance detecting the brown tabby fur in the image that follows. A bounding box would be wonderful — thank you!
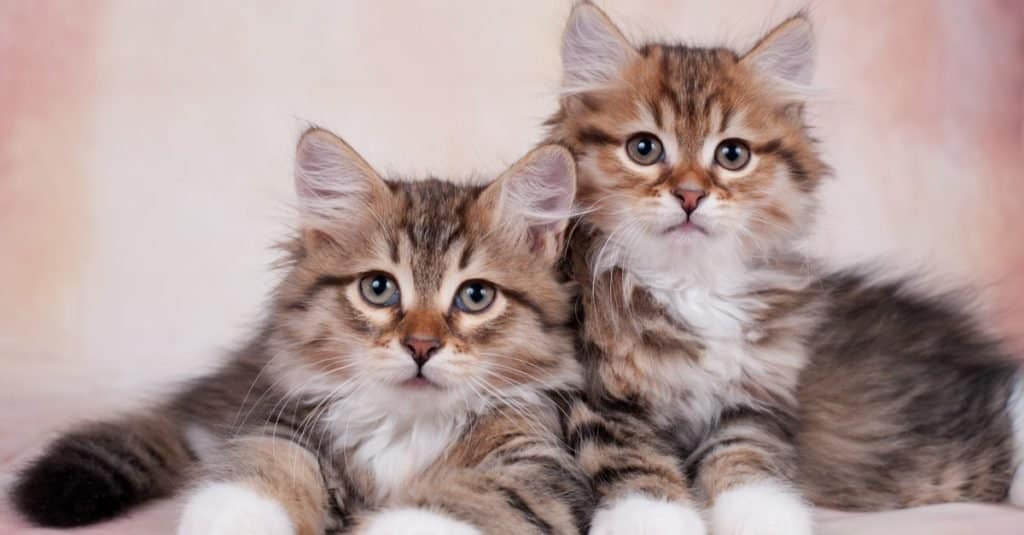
[12,130,592,534]
[547,1,1022,517]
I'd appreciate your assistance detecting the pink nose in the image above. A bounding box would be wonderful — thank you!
[673,188,707,215]
[403,336,441,367]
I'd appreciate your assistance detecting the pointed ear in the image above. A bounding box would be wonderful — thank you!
[741,14,815,86]
[561,2,637,93]
[294,127,389,248]
[480,145,576,260]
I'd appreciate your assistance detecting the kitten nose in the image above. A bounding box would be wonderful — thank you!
[404,336,441,366]
[673,188,707,216]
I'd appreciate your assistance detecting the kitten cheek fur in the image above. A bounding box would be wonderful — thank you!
[549,0,1023,522]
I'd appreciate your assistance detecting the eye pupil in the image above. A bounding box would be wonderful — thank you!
[371,277,388,294]
[467,284,486,302]
[636,139,652,155]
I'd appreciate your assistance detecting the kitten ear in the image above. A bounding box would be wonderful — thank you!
[482,145,577,260]
[741,14,815,86]
[294,127,389,248]
[561,2,638,93]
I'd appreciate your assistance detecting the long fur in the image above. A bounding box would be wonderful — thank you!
[547,4,1024,532]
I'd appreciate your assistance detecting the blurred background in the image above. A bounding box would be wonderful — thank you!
[1,1,1022,532]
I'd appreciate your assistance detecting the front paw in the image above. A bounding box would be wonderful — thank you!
[590,494,706,535]
[358,508,481,535]
[177,483,295,535]
[709,480,812,535]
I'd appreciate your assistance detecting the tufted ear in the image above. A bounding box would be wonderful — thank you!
[294,127,389,249]
[741,14,815,86]
[561,2,638,94]
[479,145,577,260]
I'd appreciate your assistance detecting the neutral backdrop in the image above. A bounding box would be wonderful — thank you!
[2,1,1023,533]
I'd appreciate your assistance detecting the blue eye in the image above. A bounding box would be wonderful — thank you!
[359,273,400,307]
[453,281,497,313]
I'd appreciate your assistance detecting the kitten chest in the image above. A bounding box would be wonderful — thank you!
[649,286,804,416]
[327,405,464,501]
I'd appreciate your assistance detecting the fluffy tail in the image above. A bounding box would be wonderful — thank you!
[11,413,195,527]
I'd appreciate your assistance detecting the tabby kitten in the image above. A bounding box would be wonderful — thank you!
[546,3,1024,535]
[12,128,591,535]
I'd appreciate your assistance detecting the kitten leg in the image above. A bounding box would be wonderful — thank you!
[691,407,811,535]
[568,400,705,535]
[357,406,591,535]
[178,435,328,535]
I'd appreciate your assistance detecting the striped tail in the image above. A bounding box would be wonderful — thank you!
[11,413,195,527]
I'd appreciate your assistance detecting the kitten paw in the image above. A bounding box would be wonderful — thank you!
[358,508,481,535]
[709,480,812,535]
[589,494,706,535]
[177,483,295,535]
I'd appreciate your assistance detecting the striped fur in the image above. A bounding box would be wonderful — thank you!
[11,413,195,527]
[12,130,591,534]
[546,2,1023,530]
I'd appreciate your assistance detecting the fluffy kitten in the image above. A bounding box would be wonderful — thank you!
[12,128,592,535]
[546,3,1024,534]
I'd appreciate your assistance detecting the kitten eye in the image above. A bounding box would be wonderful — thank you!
[625,133,664,166]
[453,280,496,313]
[714,138,751,171]
[359,273,400,307]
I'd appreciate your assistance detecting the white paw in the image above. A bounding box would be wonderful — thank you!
[709,480,812,535]
[178,482,295,535]
[590,494,706,535]
[359,508,481,535]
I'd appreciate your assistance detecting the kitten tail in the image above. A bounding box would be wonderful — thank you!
[11,413,194,527]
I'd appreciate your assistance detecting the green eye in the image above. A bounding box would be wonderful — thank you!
[714,138,751,171]
[359,273,400,307]
[625,133,664,165]
[454,281,496,313]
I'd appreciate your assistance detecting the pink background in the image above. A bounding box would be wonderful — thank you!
[1,1,1023,533]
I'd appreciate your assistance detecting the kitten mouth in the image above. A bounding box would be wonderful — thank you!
[665,220,708,236]
[400,375,440,390]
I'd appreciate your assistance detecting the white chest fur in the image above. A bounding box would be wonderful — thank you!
[326,400,466,499]
[644,281,805,421]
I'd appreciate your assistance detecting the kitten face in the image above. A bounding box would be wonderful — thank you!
[550,5,829,276]
[270,130,578,417]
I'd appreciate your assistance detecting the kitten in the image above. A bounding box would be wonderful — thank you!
[11,128,592,535]
[546,3,1024,535]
